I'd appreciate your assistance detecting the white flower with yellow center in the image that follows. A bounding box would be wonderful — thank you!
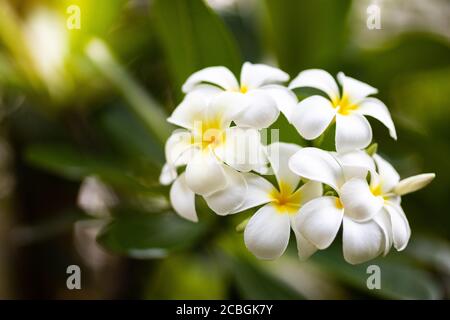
[366,154,435,254]
[160,91,268,222]
[289,147,387,264]
[231,143,322,260]
[288,69,397,152]
[182,62,298,129]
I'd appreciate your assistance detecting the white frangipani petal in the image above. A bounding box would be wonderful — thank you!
[234,173,273,212]
[165,130,194,165]
[358,98,397,140]
[394,173,436,196]
[340,178,384,222]
[373,209,393,256]
[159,163,178,186]
[167,93,208,129]
[335,150,374,180]
[335,113,372,153]
[215,127,267,172]
[290,95,336,140]
[267,142,302,192]
[204,166,247,215]
[244,204,291,260]
[185,149,227,196]
[296,181,323,206]
[207,92,248,127]
[384,202,411,251]
[182,66,239,92]
[233,90,279,129]
[260,84,298,121]
[337,72,378,104]
[240,62,289,89]
[289,147,344,191]
[342,217,384,265]
[289,69,340,102]
[373,154,400,193]
[189,83,223,103]
[170,173,197,222]
[296,196,344,250]
[291,217,318,261]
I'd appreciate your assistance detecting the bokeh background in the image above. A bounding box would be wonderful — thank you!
[0,0,449,299]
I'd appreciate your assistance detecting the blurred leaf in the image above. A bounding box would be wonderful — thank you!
[263,0,352,74]
[228,255,304,299]
[145,253,227,299]
[313,245,442,300]
[25,143,157,193]
[98,209,208,258]
[151,0,242,97]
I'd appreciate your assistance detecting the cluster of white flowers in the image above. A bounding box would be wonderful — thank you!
[160,62,435,264]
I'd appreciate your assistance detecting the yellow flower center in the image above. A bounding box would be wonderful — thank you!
[239,85,248,94]
[269,181,302,214]
[193,118,226,150]
[370,183,389,202]
[335,197,344,209]
[332,95,358,115]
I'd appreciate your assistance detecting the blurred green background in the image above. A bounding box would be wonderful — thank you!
[0,0,449,299]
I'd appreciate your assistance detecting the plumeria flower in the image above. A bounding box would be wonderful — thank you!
[289,147,388,264]
[159,91,268,222]
[182,62,298,129]
[232,142,322,260]
[366,154,435,253]
[289,69,397,152]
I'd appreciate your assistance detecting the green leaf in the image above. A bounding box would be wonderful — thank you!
[25,143,157,193]
[151,0,242,96]
[97,209,208,258]
[313,244,442,299]
[263,0,352,74]
[228,255,304,299]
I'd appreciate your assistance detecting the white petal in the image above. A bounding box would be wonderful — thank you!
[291,216,317,261]
[289,69,339,101]
[233,90,280,129]
[167,92,208,129]
[335,113,372,153]
[240,62,289,89]
[342,217,384,264]
[290,95,336,140]
[204,166,246,215]
[244,204,291,260]
[260,84,298,121]
[165,130,194,165]
[335,150,374,180]
[296,181,323,206]
[394,173,435,196]
[207,91,248,127]
[337,72,378,104]
[188,83,223,103]
[159,163,177,185]
[170,173,197,222]
[182,66,239,92]
[340,178,384,222]
[384,202,411,251]
[215,127,267,172]
[373,154,400,193]
[357,98,397,139]
[289,147,344,191]
[267,142,302,193]
[234,173,273,212]
[373,209,393,256]
[296,196,344,249]
[185,149,227,196]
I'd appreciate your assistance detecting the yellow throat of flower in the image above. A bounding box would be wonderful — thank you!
[193,117,226,150]
[332,95,359,115]
[269,181,302,214]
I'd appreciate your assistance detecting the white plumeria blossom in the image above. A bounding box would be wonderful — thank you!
[289,69,397,152]
[289,147,387,264]
[182,62,298,129]
[232,142,322,260]
[362,154,435,254]
[159,91,268,222]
